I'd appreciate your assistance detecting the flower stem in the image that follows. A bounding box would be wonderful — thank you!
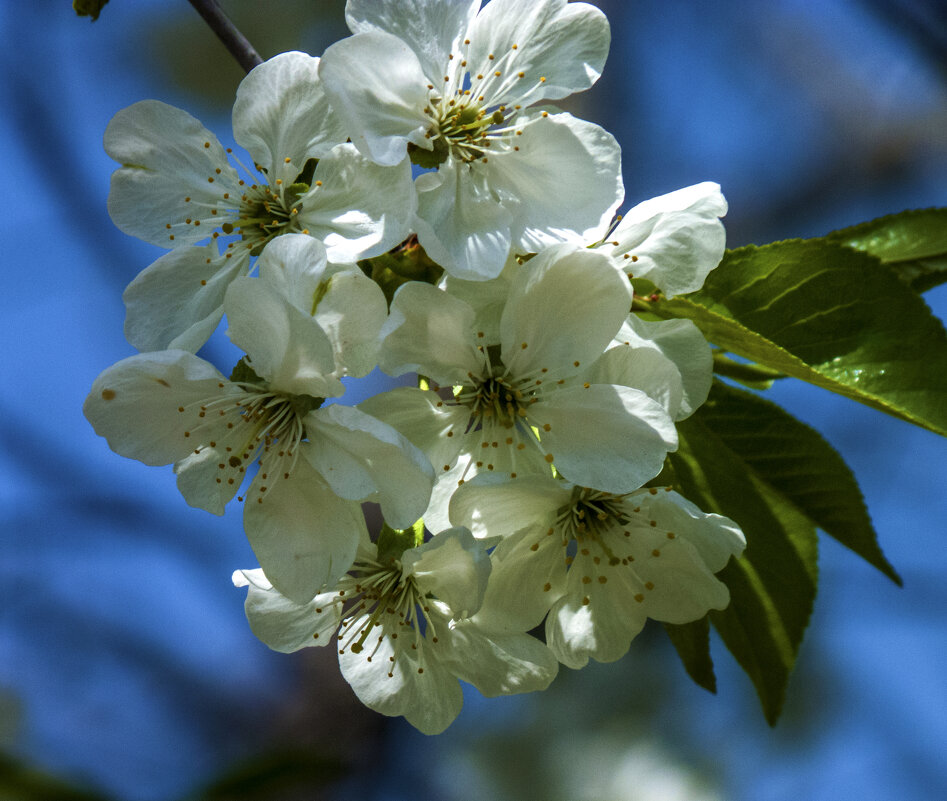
[187,0,263,74]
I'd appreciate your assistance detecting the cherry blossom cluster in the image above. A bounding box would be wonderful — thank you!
[85,0,745,734]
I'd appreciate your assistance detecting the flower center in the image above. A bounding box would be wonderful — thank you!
[556,487,631,565]
[332,557,438,676]
[221,183,300,255]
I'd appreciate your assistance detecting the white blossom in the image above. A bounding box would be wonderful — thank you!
[106,52,415,352]
[234,527,558,734]
[595,183,728,297]
[449,475,745,668]
[319,0,622,280]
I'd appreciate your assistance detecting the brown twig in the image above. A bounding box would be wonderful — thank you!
[187,0,263,74]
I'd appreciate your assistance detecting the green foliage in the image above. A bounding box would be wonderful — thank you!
[659,381,902,720]
[648,238,947,438]
[699,382,899,584]
[663,408,819,725]
[826,207,947,293]
[229,356,264,386]
[663,617,716,694]
[73,0,109,21]
[376,520,425,564]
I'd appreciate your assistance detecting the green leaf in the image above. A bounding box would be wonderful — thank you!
[700,382,901,584]
[825,208,947,292]
[665,414,819,725]
[376,520,425,564]
[649,239,947,438]
[663,617,716,694]
[73,0,109,21]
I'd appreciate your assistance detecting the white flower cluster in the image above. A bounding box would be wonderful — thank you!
[84,0,745,734]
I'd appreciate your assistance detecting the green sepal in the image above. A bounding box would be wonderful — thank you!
[359,240,443,305]
[285,158,320,207]
[645,238,947,438]
[376,520,425,565]
[407,139,450,169]
[229,357,265,386]
[825,207,947,292]
[663,617,716,694]
[73,0,109,21]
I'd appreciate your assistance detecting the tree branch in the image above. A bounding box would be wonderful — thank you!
[187,0,263,74]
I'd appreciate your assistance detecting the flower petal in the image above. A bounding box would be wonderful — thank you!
[339,628,463,735]
[84,350,228,466]
[105,100,240,247]
[243,452,366,603]
[378,281,483,384]
[485,111,623,251]
[414,159,514,280]
[233,52,347,183]
[233,569,342,653]
[467,0,610,106]
[122,242,248,353]
[600,182,728,297]
[319,31,430,166]
[304,404,435,528]
[437,620,559,697]
[345,0,480,87]
[402,526,491,618]
[296,143,417,262]
[225,275,343,398]
[530,384,678,493]
[500,244,631,377]
[448,472,567,540]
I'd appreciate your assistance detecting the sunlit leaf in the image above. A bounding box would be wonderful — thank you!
[826,208,947,292]
[649,239,947,438]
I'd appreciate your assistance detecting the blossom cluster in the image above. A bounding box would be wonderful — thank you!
[85,0,745,734]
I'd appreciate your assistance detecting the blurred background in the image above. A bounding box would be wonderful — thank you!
[2,0,946,798]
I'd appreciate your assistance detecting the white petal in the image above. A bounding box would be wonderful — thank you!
[304,404,435,528]
[123,242,248,353]
[471,526,567,633]
[84,350,227,466]
[530,384,678,493]
[233,52,347,184]
[234,570,342,653]
[437,619,559,696]
[378,281,484,384]
[105,100,240,247]
[545,561,648,668]
[314,270,389,378]
[243,452,366,603]
[500,244,631,377]
[601,182,728,297]
[358,387,469,474]
[485,111,623,251]
[448,472,567,540]
[339,621,463,734]
[403,526,491,617]
[225,275,343,398]
[439,262,515,345]
[414,159,514,281]
[345,0,480,87]
[318,31,430,166]
[256,233,329,315]
[296,143,417,262]
[583,339,684,420]
[467,0,609,106]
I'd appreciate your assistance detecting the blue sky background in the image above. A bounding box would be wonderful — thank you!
[2,1,946,799]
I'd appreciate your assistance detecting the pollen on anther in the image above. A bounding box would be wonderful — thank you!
[521,342,528,349]
[543,582,551,592]
[208,177,214,183]
[634,593,644,603]
[203,142,210,148]
[582,596,590,606]
[530,543,539,552]
[544,453,554,463]
[518,71,525,78]
[667,532,676,539]
[650,520,657,527]
[101,389,116,401]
